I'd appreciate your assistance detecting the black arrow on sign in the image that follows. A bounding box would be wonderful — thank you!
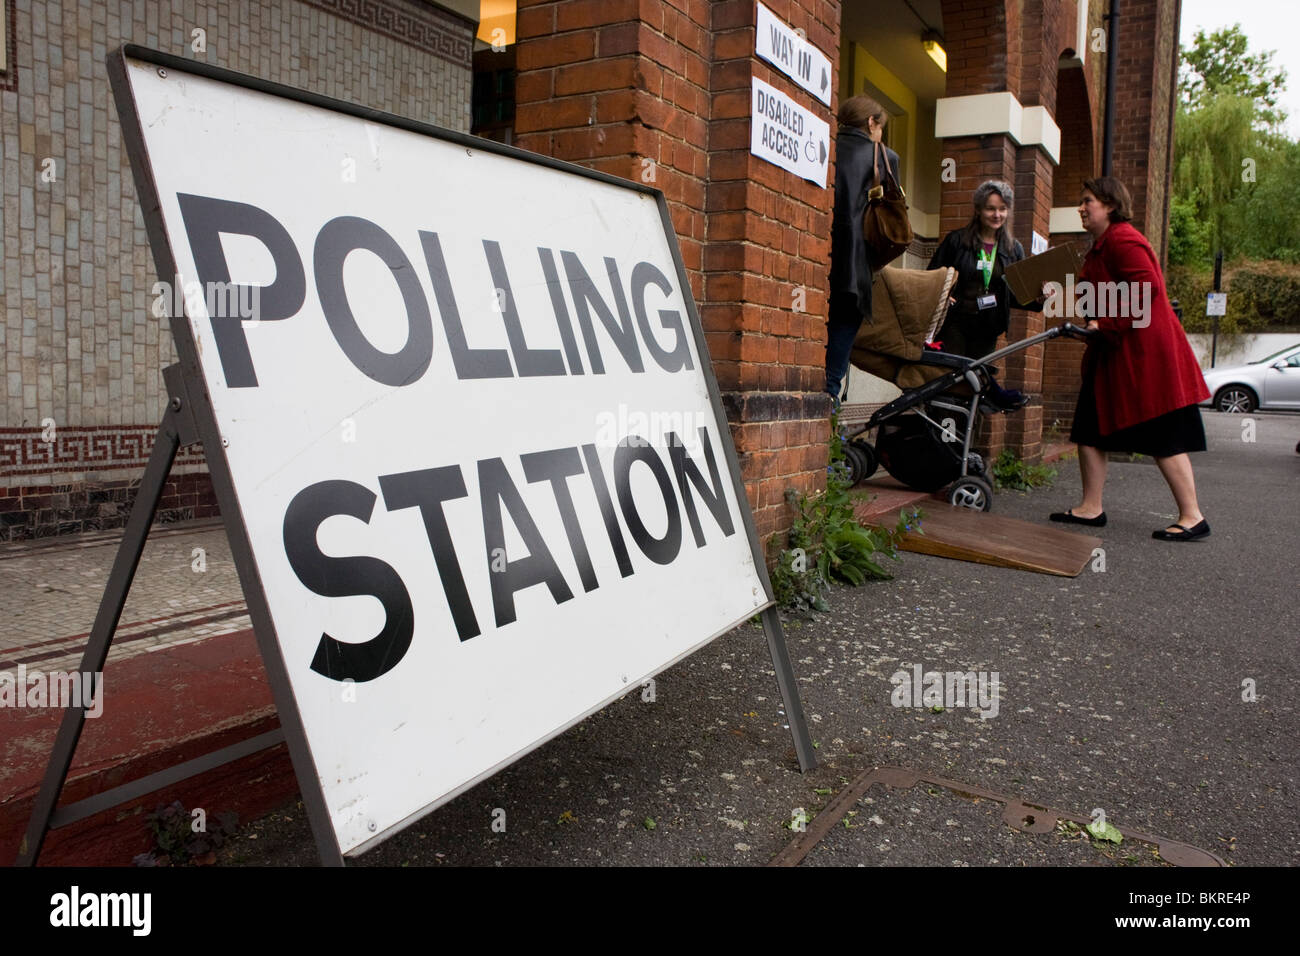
[819,140,827,164]
[821,68,829,92]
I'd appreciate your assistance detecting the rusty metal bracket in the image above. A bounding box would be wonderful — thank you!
[769,765,1226,867]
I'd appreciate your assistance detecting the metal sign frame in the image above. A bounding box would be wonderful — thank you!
[18,44,815,866]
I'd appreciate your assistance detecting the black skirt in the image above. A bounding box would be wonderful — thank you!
[1069,373,1207,457]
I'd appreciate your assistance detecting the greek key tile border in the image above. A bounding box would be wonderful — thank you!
[298,0,474,67]
[1,426,207,480]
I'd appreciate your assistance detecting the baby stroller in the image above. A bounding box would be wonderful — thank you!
[839,266,1094,511]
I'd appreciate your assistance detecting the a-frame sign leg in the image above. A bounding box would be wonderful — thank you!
[761,606,817,772]
[16,366,346,867]
[15,405,184,866]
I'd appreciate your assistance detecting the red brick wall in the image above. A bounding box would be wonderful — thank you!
[515,0,711,297]
[1148,0,1181,263]
[0,474,218,542]
[942,0,1016,97]
[514,0,840,547]
[1109,0,1180,259]
[937,135,1020,237]
[706,0,840,541]
[1053,64,1095,207]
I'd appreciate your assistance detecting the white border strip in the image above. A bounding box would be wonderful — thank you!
[934,92,1061,164]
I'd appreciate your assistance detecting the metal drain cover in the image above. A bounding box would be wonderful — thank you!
[771,766,1225,867]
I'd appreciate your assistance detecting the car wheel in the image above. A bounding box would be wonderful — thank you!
[945,475,993,512]
[1214,385,1257,413]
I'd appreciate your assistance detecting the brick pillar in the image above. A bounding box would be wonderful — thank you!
[936,133,1020,459]
[706,0,838,544]
[513,0,839,550]
[936,2,1019,460]
[935,0,1078,464]
[1108,0,1181,263]
[1003,0,1066,464]
[1044,61,1096,437]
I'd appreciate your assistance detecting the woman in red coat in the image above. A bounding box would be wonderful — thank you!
[1051,176,1212,540]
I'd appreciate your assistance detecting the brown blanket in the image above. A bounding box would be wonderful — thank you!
[850,266,956,389]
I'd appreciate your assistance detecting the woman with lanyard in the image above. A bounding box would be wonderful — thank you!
[928,180,1041,408]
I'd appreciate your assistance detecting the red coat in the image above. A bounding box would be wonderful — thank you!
[1079,221,1209,434]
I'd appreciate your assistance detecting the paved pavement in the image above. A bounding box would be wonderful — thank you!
[0,522,247,675]
[3,410,1295,866]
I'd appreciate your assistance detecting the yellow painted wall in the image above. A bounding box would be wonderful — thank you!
[839,43,942,239]
[851,45,916,195]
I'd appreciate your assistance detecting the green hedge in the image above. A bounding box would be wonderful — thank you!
[1166,260,1300,334]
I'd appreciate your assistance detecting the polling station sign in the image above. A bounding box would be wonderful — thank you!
[750,76,830,187]
[110,49,778,856]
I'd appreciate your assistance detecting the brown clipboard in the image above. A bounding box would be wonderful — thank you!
[1003,240,1088,304]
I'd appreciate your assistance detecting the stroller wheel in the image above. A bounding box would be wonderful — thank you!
[843,441,867,485]
[945,475,994,512]
[848,440,878,482]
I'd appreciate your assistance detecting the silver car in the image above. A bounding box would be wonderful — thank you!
[1201,342,1300,412]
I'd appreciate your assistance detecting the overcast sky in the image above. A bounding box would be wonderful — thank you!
[1178,0,1300,137]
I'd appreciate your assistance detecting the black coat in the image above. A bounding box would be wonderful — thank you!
[830,128,901,320]
[927,229,1040,337]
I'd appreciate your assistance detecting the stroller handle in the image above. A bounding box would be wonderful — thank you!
[972,321,1100,367]
[1059,321,1099,340]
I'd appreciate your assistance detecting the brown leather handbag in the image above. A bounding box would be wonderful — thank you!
[863,141,914,268]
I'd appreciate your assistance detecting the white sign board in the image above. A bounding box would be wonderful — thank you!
[750,76,830,187]
[1031,230,1049,256]
[1206,292,1227,316]
[755,2,832,106]
[116,57,769,855]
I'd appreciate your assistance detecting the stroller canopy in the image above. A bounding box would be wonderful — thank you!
[850,265,956,390]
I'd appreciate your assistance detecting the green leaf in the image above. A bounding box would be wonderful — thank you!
[838,563,865,586]
[1087,819,1123,844]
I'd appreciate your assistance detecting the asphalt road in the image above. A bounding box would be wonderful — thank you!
[218,409,1299,867]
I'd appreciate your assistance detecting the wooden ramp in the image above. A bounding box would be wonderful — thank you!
[864,504,1102,577]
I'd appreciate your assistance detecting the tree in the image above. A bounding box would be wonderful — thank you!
[1170,26,1298,265]
[1171,94,1258,260]
[1234,138,1300,262]
[1180,24,1288,129]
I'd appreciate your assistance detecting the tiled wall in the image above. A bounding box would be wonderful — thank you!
[0,0,473,538]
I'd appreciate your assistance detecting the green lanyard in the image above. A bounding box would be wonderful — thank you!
[977,243,997,290]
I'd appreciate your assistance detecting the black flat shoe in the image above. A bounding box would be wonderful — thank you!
[1050,509,1107,527]
[1152,519,1210,541]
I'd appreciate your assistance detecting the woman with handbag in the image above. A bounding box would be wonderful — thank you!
[1050,176,1212,540]
[826,95,904,405]
[928,180,1041,408]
